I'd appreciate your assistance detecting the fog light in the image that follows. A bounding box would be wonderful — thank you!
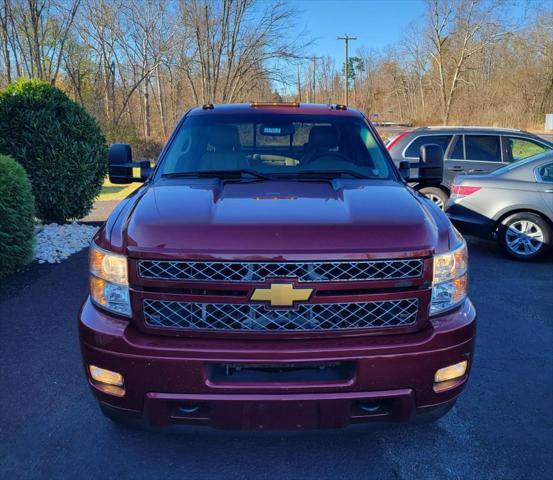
[433,361,468,393]
[435,360,467,383]
[89,365,125,396]
[89,365,124,386]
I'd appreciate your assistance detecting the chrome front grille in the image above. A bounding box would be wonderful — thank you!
[143,298,419,332]
[138,259,424,283]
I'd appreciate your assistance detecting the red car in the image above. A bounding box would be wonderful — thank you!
[80,102,475,430]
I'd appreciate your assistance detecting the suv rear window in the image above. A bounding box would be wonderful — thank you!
[506,137,548,162]
[159,113,393,179]
[404,135,452,158]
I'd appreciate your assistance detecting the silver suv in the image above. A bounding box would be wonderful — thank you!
[386,126,552,209]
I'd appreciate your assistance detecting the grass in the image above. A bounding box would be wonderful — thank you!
[511,140,547,161]
[97,168,142,201]
[101,185,126,195]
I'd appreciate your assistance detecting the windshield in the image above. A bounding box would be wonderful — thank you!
[158,113,394,179]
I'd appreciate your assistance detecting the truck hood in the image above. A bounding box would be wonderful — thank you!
[114,179,450,258]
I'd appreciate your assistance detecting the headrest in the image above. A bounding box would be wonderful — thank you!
[308,126,339,149]
[208,125,240,151]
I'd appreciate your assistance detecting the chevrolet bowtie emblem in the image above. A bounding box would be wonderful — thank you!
[250,283,313,307]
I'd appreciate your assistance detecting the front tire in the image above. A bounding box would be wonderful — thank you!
[419,186,448,210]
[498,212,551,260]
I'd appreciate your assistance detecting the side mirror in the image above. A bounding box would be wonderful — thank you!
[419,144,444,182]
[399,160,410,179]
[108,144,152,184]
[399,144,444,184]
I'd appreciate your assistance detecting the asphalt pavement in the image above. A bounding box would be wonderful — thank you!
[1,238,552,480]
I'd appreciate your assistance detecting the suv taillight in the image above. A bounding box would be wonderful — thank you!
[386,131,410,150]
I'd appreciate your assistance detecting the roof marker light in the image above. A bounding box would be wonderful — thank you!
[250,102,300,108]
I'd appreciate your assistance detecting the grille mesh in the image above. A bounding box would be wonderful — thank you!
[138,259,424,283]
[143,298,419,331]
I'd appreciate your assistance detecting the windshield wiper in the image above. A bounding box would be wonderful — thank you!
[162,169,272,180]
[275,170,372,179]
[162,169,373,181]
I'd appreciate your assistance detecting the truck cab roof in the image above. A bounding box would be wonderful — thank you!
[187,102,363,118]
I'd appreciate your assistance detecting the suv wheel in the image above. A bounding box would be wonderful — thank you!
[498,212,551,260]
[419,187,448,210]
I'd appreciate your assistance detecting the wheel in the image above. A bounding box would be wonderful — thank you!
[498,212,551,260]
[419,186,449,210]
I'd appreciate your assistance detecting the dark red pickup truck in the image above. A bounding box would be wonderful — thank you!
[80,103,475,429]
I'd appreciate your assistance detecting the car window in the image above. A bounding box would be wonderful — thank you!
[450,136,464,160]
[404,135,452,158]
[538,162,553,182]
[507,137,548,162]
[159,113,393,179]
[464,135,501,162]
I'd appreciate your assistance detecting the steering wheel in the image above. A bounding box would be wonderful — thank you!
[304,150,351,165]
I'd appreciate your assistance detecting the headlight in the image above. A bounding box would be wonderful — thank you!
[431,241,468,315]
[89,244,131,316]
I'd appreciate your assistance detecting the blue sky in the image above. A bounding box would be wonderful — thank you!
[290,0,541,60]
[294,0,427,59]
[271,0,543,94]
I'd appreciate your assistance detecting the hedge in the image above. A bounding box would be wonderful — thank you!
[0,79,107,223]
[0,155,35,279]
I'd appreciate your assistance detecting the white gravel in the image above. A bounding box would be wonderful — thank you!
[35,222,98,264]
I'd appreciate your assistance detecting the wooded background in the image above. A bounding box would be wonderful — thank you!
[1,0,552,156]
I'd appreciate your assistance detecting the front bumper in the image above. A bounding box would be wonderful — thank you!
[79,298,476,430]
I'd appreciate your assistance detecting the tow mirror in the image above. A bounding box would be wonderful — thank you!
[399,144,444,184]
[399,160,411,179]
[108,144,152,184]
[419,144,444,182]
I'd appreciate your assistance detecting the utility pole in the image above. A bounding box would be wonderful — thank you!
[296,64,302,102]
[311,56,322,103]
[337,34,357,105]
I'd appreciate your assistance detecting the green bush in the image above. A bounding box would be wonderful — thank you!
[0,154,35,279]
[0,79,107,223]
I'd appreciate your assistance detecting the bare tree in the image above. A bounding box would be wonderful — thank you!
[4,0,81,83]
[426,0,509,124]
[1,0,550,151]
[181,0,306,103]
[401,23,430,120]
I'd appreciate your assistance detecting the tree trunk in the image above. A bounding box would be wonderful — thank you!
[143,78,151,140]
[155,68,167,138]
[28,0,44,80]
[0,0,11,83]
[419,76,425,118]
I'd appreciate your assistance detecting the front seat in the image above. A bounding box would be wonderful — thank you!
[303,126,339,164]
[199,125,248,171]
